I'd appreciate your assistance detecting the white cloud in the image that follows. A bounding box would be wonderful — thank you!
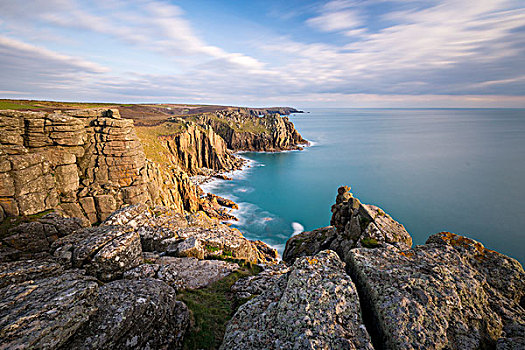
[307,0,362,32]
[0,35,108,73]
[0,0,523,106]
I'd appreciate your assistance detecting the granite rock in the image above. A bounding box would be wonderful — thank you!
[220,250,373,350]
[62,278,189,350]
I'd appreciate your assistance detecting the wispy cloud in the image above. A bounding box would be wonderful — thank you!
[0,0,523,106]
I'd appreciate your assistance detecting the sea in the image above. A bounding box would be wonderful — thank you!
[202,108,525,264]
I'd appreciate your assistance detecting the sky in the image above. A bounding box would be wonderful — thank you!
[0,0,524,108]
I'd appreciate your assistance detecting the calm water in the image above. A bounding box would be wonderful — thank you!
[203,109,525,263]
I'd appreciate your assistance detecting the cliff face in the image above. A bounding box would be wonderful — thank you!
[0,109,205,224]
[159,122,243,175]
[189,110,307,152]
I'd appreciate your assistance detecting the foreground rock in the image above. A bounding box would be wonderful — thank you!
[220,250,373,350]
[125,256,239,290]
[283,186,412,263]
[0,213,84,262]
[347,232,525,349]
[52,225,143,281]
[0,270,99,349]
[230,262,290,299]
[103,204,278,265]
[62,278,189,350]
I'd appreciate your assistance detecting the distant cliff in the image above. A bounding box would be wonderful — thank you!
[187,110,308,152]
[0,107,306,225]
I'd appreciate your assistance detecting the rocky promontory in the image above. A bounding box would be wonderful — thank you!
[0,103,523,350]
[187,109,308,151]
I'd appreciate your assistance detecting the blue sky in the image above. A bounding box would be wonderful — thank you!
[0,0,524,107]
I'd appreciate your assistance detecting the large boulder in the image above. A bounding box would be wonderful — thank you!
[347,232,525,349]
[1,213,84,261]
[220,250,373,350]
[52,225,143,281]
[62,278,190,350]
[0,258,63,288]
[0,270,99,349]
[124,256,239,290]
[102,204,279,265]
[284,186,412,264]
[231,262,290,299]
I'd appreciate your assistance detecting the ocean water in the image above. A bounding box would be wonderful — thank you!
[203,109,525,263]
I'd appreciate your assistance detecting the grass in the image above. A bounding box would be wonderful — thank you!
[178,262,262,350]
[0,100,42,110]
[0,210,54,239]
[135,121,187,164]
[360,237,381,248]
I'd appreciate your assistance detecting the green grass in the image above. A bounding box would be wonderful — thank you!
[178,262,262,350]
[135,121,187,164]
[0,101,42,110]
[360,237,381,248]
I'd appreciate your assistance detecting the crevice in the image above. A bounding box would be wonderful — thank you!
[344,255,386,350]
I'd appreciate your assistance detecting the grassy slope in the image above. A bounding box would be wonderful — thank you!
[178,262,262,350]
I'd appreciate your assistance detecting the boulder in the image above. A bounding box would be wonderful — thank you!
[0,258,63,288]
[52,225,143,281]
[231,262,290,299]
[124,257,239,290]
[284,186,412,264]
[62,278,190,350]
[220,250,373,350]
[0,271,99,349]
[347,233,525,349]
[1,212,83,258]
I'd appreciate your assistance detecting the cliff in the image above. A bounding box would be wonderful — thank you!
[0,109,156,224]
[187,109,308,151]
[227,186,525,350]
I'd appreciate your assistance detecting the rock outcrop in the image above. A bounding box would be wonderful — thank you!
[220,250,373,350]
[189,110,307,151]
[347,232,525,349]
[102,203,278,265]
[284,185,412,263]
[62,278,189,350]
[0,109,172,224]
[52,225,143,281]
[280,186,524,350]
[126,256,240,290]
[159,122,243,175]
[0,270,99,349]
[1,213,84,262]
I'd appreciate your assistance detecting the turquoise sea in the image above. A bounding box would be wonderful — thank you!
[203,109,525,263]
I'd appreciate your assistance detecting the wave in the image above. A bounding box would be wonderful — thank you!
[291,222,304,236]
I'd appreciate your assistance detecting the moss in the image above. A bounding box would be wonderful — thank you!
[0,210,54,239]
[205,245,221,253]
[178,262,262,350]
[361,237,381,248]
[359,215,372,231]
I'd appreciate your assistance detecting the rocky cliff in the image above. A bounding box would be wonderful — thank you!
[229,186,523,350]
[0,109,155,224]
[0,109,245,227]
[187,110,308,151]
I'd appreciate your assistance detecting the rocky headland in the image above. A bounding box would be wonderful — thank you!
[0,104,523,349]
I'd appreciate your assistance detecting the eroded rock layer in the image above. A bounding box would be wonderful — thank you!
[0,109,199,224]
[189,110,308,151]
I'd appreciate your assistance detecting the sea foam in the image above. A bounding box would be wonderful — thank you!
[291,222,304,236]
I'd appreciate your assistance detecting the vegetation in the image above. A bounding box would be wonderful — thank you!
[0,210,54,239]
[178,262,262,350]
[135,121,187,164]
[361,237,381,248]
